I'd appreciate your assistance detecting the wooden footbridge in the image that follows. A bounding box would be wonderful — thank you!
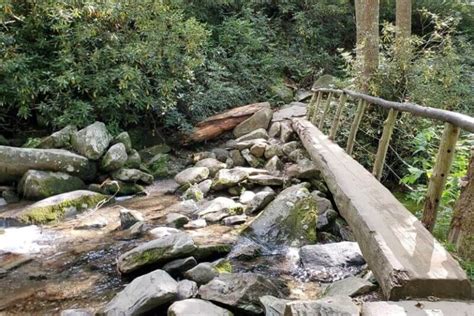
[293,88,474,300]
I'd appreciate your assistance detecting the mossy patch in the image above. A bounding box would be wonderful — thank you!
[147,153,170,178]
[283,196,318,246]
[214,259,233,273]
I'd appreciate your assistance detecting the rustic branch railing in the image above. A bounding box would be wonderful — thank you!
[307,87,474,232]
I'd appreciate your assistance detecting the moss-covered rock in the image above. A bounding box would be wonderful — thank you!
[111,168,154,185]
[71,121,111,160]
[37,125,77,149]
[112,131,133,153]
[88,180,145,196]
[125,149,142,169]
[18,170,85,200]
[100,143,128,172]
[147,153,170,178]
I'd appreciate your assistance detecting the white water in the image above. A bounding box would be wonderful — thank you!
[0,225,55,254]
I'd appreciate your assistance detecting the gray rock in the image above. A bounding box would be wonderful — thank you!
[148,227,180,238]
[242,183,317,246]
[197,179,212,196]
[250,142,267,158]
[174,167,209,186]
[325,276,376,297]
[166,213,190,228]
[163,257,197,276]
[272,102,307,122]
[241,149,261,168]
[231,139,268,151]
[0,198,6,207]
[71,122,111,160]
[264,143,283,159]
[282,141,301,155]
[288,158,320,179]
[60,309,93,316]
[164,200,199,217]
[195,158,226,177]
[124,149,141,168]
[103,269,177,315]
[139,144,171,162]
[112,132,132,153]
[288,148,308,162]
[296,89,313,102]
[190,151,216,163]
[283,295,359,316]
[183,262,218,285]
[203,211,231,223]
[233,107,273,138]
[229,150,246,167]
[317,209,338,231]
[239,190,256,204]
[18,170,85,200]
[176,280,199,300]
[265,156,283,173]
[117,231,196,274]
[228,238,262,260]
[225,157,234,168]
[212,168,248,190]
[248,174,284,186]
[268,122,281,138]
[223,215,247,226]
[245,187,276,214]
[0,146,96,183]
[128,221,147,238]
[235,128,269,142]
[38,125,77,149]
[211,148,229,163]
[183,219,207,229]
[182,184,204,201]
[89,179,145,196]
[191,244,232,261]
[75,217,108,230]
[119,208,144,229]
[100,143,128,172]
[112,168,154,185]
[260,295,290,316]
[280,121,293,142]
[199,273,286,315]
[198,197,244,217]
[168,299,233,316]
[333,218,355,241]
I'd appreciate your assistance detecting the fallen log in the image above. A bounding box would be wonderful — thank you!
[292,118,471,300]
[186,102,270,143]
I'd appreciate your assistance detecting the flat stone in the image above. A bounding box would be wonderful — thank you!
[284,295,359,316]
[176,280,199,300]
[191,244,232,261]
[245,187,276,214]
[212,169,248,190]
[325,276,376,297]
[229,149,246,167]
[198,197,244,217]
[75,217,108,230]
[183,219,207,229]
[241,149,261,168]
[195,158,226,177]
[230,139,268,151]
[183,262,218,285]
[233,107,273,138]
[168,299,233,316]
[260,295,290,316]
[272,102,307,122]
[235,128,269,142]
[361,301,474,316]
[228,238,262,260]
[190,151,216,163]
[163,257,197,276]
[38,125,77,149]
[166,213,190,228]
[103,269,177,315]
[248,174,284,186]
[60,309,93,316]
[174,167,209,186]
[139,144,171,162]
[223,215,247,226]
[111,168,154,185]
[204,211,230,223]
[239,190,256,204]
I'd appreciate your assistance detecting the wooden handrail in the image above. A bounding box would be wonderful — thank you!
[312,88,474,132]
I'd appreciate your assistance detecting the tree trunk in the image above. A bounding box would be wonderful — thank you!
[448,147,474,261]
[355,0,379,92]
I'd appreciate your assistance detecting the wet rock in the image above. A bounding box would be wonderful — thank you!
[211,148,229,163]
[111,132,132,153]
[176,280,199,301]
[228,238,263,260]
[325,276,376,297]
[184,219,207,229]
[18,170,85,200]
[229,150,246,167]
[0,146,97,183]
[299,242,365,282]
[283,295,359,316]
[175,167,209,186]
[15,190,108,224]
[199,273,287,315]
[197,179,212,196]
[117,231,196,274]
[280,121,293,142]
[60,309,93,316]
[259,295,290,316]
[124,149,141,168]
[183,262,218,285]
[268,122,281,138]
[103,269,177,315]
[38,125,77,149]
[182,184,204,201]
[233,107,273,138]
[223,215,247,226]
[235,128,269,142]
[100,143,128,172]
[139,144,171,162]
[166,213,190,228]
[71,122,111,160]
[242,183,317,246]
[248,174,284,186]
[119,208,144,229]
[288,148,308,163]
[225,157,234,168]
[212,169,248,190]
[163,257,197,276]
[191,244,232,261]
[112,168,154,185]
[265,156,283,173]
[250,142,267,158]
[75,217,108,230]
[245,187,276,214]
[198,197,244,217]
[195,158,226,177]
[168,299,232,316]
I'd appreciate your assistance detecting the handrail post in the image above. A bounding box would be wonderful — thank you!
[372,109,398,180]
[346,99,367,155]
[422,122,460,232]
[329,93,347,140]
[306,92,318,120]
[310,92,323,125]
[318,92,333,130]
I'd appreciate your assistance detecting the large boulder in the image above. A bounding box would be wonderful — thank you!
[168,299,233,316]
[103,269,177,315]
[0,146,96,184]
[100,143,128,172]
[242,183,317,246]
[71,122,111,160]
[13,190,108,224]
[175,167,209,186]
[111,168,154,185]
[233,107,273,138]
[199,273,287,315]
[37,125,77,149]
[117,231,196,274]
[18,170,85,200]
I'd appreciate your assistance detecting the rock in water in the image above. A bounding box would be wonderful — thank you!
[283,295,359,316]
[103,269,177,315]
[199,273,287,315]
[13,190,108,224]
[0,146,96,183]
[111,168,154,185]
[168,299,233,316]
[233,107,273,138]
[117,231,196,274]
[242,183,317,246]
[174,167,210,185]
[38,125,77,149]
[100,143,128,172]
[71,122,111,160]
[18,170,85,200]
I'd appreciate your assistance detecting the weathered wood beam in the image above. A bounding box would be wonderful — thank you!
[318,92,333,130]
[310,92,323,126]
[292,118,471,300]
[306,92,318,120]
[422,123,460,232]
[372,109,398,180]
[329,93,347,141]
[346,99,367,155]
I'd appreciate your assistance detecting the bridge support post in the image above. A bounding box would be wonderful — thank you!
[372,109,398,180]
[306,92,318,120]
[318,92,333,130]
[329,93,347,141]
[422,122,460,232]
[346,99,367,155]
[310,92,323,125]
